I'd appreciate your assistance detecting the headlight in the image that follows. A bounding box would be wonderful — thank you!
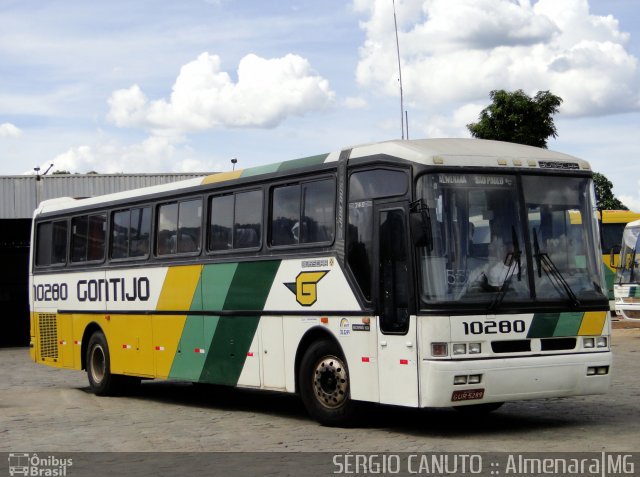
[468,343,482,354]
[596,337,608,348]
[583,337,595,349]
[452,343,467,355]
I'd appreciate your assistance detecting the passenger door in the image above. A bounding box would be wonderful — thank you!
[375,201,419,406]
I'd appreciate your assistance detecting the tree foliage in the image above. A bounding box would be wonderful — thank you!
[467,89,562,148]
[593,172,628,210]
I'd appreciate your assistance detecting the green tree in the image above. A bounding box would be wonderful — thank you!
[52,170,71,175]
[593,172,628,210]
[467,89,562,148]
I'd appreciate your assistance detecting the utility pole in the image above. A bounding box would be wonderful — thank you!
[392,0,405,140]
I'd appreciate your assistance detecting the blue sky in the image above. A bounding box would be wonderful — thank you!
[1,0,639,209]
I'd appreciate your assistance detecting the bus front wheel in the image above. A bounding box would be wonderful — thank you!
[299,339,357,426]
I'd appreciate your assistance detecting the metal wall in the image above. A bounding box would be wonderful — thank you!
[0,172,210,346]
[0,173,208,219]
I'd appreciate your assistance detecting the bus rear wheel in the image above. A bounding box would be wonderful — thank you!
[86,331,138,395]
[299,339,357,426]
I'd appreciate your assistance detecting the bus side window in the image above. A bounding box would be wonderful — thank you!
[234,190,262,249]
[270,178,335,247]
[271,185,300,246]
[36,221,68,267]
[71,214,105,263]
[177,199,202,253]
[157,203,178,255]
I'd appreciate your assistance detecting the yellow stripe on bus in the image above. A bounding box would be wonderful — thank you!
[156,265,202,310]
[578,311,607,336]
[153,265,203,378]
[201,170,243,184]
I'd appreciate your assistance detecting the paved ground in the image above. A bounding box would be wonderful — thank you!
[1,329,639,454]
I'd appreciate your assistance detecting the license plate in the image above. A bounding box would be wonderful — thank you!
[451,388,485,402]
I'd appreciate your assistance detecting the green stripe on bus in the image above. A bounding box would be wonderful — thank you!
[202,262,239,310]
[528,312,588,338]
[241,163,281,178]
[199,260,281,385]
[168,263,238,380]
[551,312,584,337]
[222,260,280,310]
[277,154,328,172]
[527,313,559,338]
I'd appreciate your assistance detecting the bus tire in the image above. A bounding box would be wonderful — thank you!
[299,339,358,426]
[86,331,127,396]
[453,402,504,414]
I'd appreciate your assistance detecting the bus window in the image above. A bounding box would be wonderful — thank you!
[156,198,202,256]
[271,185,299,246]
[71,214,106,263]
[348,169,407,201]
[209,190,262,252]
[209,195,234,251]
[111,207,151,259]
[130,207,151,257]
[177,200,202,253]
[379,207,409,333]
[157,203,178,255]
[270,178,335,246]
[234,190,262,249]
[347,169,407,301]
[35,220,68,267]
[302,180,335,243]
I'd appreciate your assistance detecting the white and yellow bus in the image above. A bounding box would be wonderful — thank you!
[30,138,612,425]
[598,210,640,312]
[614,219,640,320]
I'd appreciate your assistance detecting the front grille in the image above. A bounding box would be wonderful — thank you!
[38,313,58,360]
[541,338,576,351]
[491,340,531,353]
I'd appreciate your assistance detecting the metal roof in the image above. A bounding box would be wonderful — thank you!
[0,173,209,219]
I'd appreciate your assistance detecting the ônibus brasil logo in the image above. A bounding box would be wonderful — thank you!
[8,453,73,476]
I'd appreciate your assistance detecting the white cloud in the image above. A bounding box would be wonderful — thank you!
[49,136,222,174]
[108,52,335,134]
[0,123,22,138]
[355,0,640,117]
[344,96,368,109]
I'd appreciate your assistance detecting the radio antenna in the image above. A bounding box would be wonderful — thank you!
[392,0,405,140]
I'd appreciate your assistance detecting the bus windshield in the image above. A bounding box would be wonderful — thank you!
[616,224,640,285]
[416,173,606,308]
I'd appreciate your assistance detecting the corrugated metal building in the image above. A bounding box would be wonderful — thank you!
[0,173,210,346]
[0,173,208,219]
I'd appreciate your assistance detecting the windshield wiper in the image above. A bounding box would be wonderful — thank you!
[533,227,580,307]
[488,227,522,311]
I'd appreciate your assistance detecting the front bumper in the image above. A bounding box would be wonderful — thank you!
[420,351,612,407]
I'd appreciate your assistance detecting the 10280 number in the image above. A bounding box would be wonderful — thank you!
[462,319,526,335]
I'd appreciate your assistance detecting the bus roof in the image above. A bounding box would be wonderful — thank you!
[35,138,590,215]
